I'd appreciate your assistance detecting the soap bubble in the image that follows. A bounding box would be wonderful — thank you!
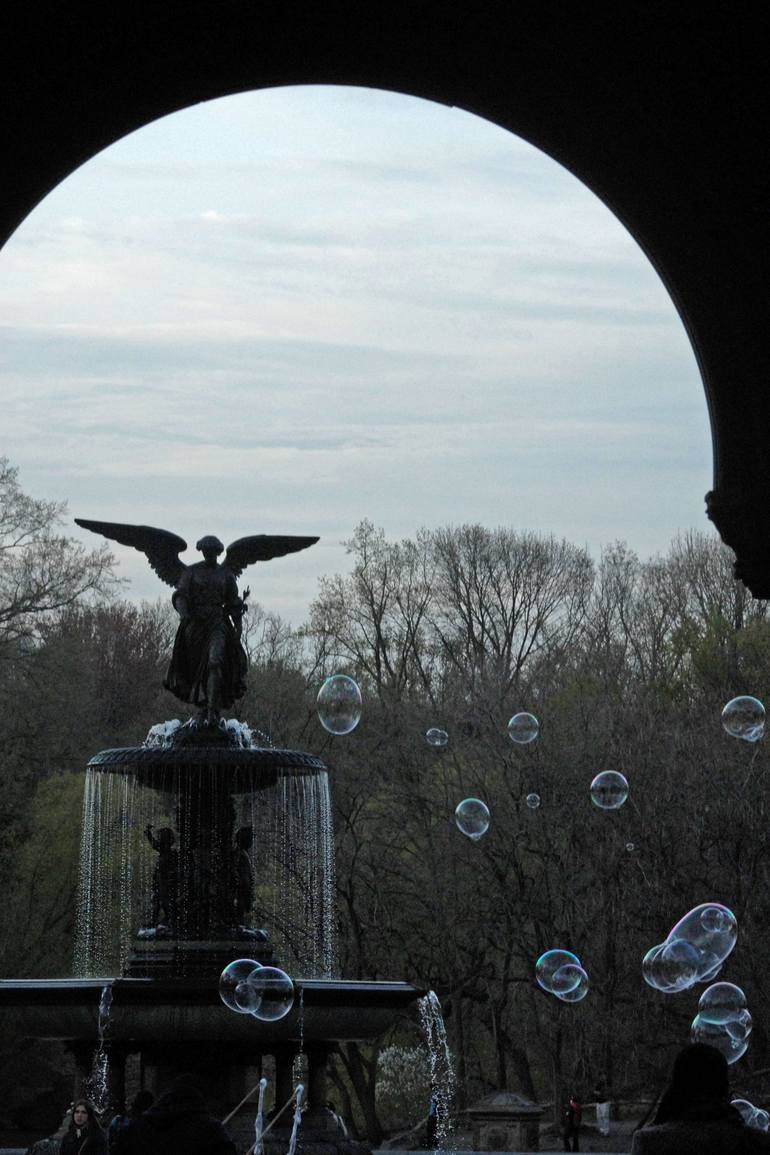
[555,967,589,1003]
[455,798,490,841]
[732,1099,756,1126]
[536,949,581,994]
[425,727,449,748]
[691,1014,749,1064]
[727,1009,753,1042]
[219,958,261,1014]
[700,906,733,934]
[507,712,539,744]
[667,903,738,975]
[526,793,541,809]
[551,963,585,996]
[590,771,629,810]
[697,982,747,1025]
[658,939,701,990]
[722,696,765,741]
[626,843,635,852]
[753,1108,769,1132]
[247,966,295,1022]
[317,674,362,735]
[642,944,669,991]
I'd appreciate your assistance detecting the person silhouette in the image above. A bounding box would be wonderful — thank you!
[632,1042,770,1153]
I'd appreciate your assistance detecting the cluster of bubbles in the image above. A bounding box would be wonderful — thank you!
[535,949,589,1003]
[219,959,295,1022]
[731,1099,770,1131]
[691,981,753,1065]
[425,727,449,748]
[455,798,490,841]
[508,712,539,744]
[316,675,362,735]
[722,695,765,742]
[642,903,738,996]
[590,771,629,810]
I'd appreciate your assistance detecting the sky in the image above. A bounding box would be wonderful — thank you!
[0,85,713,623]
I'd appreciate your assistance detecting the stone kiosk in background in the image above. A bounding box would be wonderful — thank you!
[468,1090,543,1153]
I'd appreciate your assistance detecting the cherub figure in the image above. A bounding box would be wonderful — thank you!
[145,824,179,929]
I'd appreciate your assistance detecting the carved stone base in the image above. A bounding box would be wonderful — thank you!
[124,936,274,977]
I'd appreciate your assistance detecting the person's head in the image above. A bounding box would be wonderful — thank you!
[654,1043,729,1123]
[71,1100,99,1131]
[196,535,224,565]
[157,827,175,849]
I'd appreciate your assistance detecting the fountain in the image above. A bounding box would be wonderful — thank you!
[0,519,425,1152]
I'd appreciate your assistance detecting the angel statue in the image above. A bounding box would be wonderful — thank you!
[75,519,318,724]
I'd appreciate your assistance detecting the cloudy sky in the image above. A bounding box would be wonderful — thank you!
[0,86,712,622]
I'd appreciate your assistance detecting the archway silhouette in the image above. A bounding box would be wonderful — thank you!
[2,3,769,591]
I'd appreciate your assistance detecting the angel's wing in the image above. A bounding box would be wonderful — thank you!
[74,519,188,588]
[224,535,319,579]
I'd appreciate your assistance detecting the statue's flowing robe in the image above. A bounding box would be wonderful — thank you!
[164,562,248,709]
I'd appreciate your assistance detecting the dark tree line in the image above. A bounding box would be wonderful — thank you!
[2,464,770,1138]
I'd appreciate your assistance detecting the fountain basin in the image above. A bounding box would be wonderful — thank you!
[0,977,425,1044]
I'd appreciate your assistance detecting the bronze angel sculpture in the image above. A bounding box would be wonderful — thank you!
[75,519,318,724]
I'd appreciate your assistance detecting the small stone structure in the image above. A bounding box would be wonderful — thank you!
[467,1090,543,1152]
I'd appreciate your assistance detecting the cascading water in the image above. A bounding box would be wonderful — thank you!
[419,990,456,1149]
[84,983,113,1113]
[253,1076,268,1155]
[74,720,338,978]
[286,1084,305,1155]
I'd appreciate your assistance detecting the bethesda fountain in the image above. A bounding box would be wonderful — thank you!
[0,519,425,1151]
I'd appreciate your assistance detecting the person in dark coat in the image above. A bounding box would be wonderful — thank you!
[632,1042,770,1153]
[119,1075,236,1155]
[563,1094,582,1151]
[108,1089,154,1151]
[60,1100,107,1155]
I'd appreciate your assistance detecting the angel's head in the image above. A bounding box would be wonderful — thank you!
[196,534,224,563]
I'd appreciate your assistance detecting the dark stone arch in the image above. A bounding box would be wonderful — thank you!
[2,2,769,590]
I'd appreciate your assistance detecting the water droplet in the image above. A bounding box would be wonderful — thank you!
[454,798,490,841]
[426,728,449,748]
[316,674,362,735]
[590,771,629,810]
[507,712,539,744]
[526,793,541,809]
[219,958,261,1013]
[722,695,765,741]
[247,966,295,1022]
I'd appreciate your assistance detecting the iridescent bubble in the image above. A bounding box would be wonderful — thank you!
[247,965,295,1022]
[727,1009,753,1042]
[658,938,701,990]
[626,843,635,852]
[732,1099,756,1126]
[691,1014,749,1064]
[590,771,629,810]
[667,903,738,975]
[526,793,541,809]
[555,968,589,1003]
[536,949,581,994]
[507,712,539,744]
[425,727,449,748]
[698,982,747,1025]
[455,798,490,841]
[552,963,585,996]
[218,958,261,1014]
[642,944,667,991]
[722,696,765,741]
[317,674,362,735]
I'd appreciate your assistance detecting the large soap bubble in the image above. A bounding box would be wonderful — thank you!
[526,793,541,809]
[552,963,586,997]
[247,965,295,1022]
[722,695,765,741]
[219,958,262,1014]
[697,982,747,1025]
[317,674,362,735]
[455,798,490,841]
[590,771,629,810]
[658,939,701,991]
[425,727,449,748]
[691,1013,749,1064]
[507,712,539,744]
[667,903,738,975]
[536,949,581,994]
[727,1009,753,1042]
[555,967,589,1003]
